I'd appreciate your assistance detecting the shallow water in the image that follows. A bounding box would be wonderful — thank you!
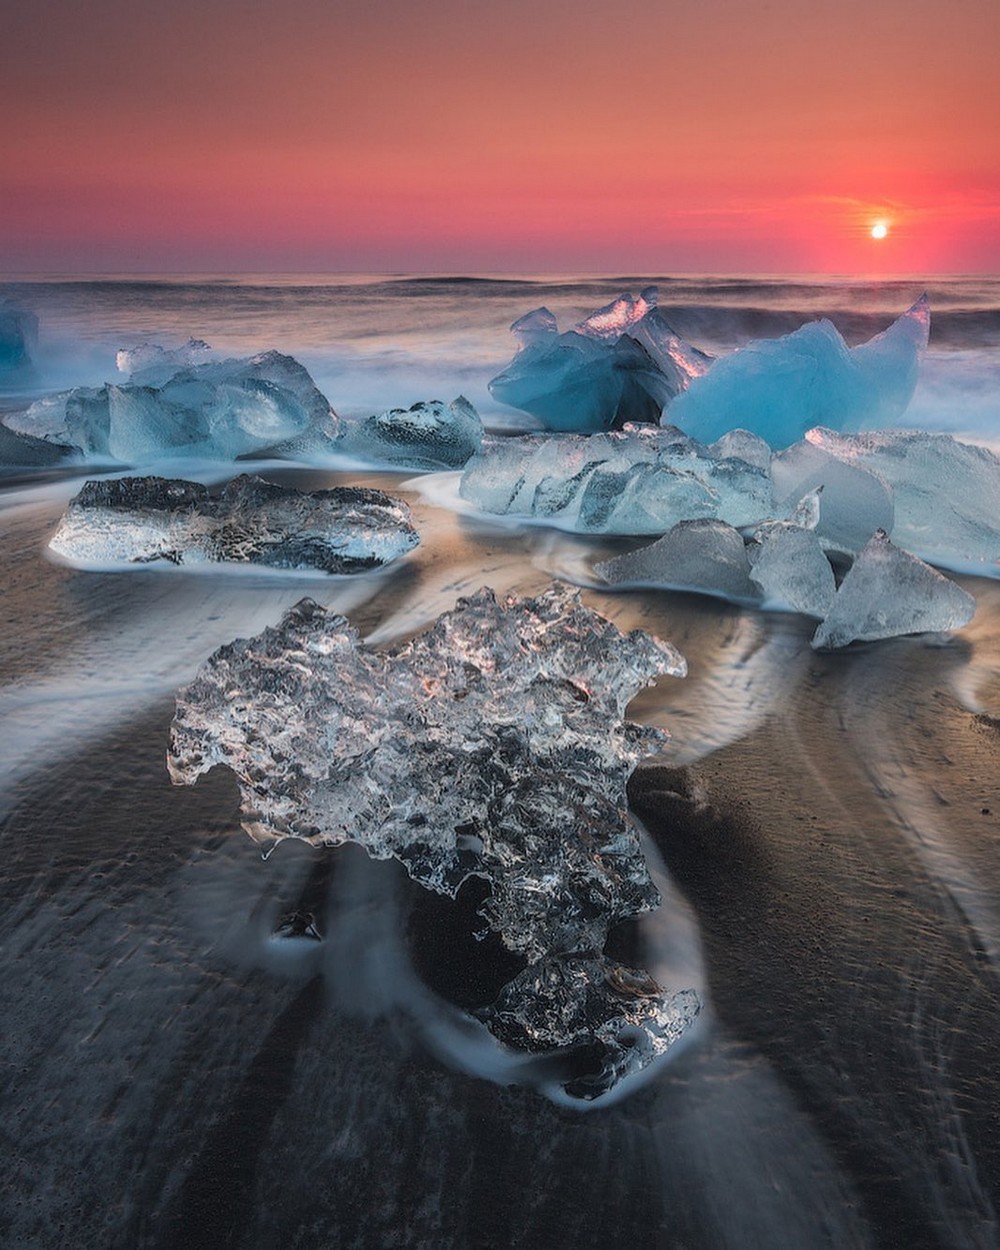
[1,278,999,1249]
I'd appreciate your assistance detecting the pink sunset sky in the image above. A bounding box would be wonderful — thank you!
[2,0,998,274]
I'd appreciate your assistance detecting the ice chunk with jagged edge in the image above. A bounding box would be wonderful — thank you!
[116,338,214,385]
[48,474,419,573]
[812,530,976,649]
[806,428,1000,571]
[167,587,696,1089]
[595,518,760,603]
[484,955,701,1100]
[748,518,836,617]
[334,396,482,469]
[8,351,338,462]
[772,438,894,553]
[459,425,772,534]
[664,295,930,448]
[575,287,658,339]
[489,288,710,432]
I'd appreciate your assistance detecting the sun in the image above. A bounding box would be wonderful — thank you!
[871,221,889,239]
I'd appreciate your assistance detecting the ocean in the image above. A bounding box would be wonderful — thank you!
[0,274,998,1250]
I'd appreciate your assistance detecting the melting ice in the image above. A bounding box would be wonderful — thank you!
[167,586,700,1097]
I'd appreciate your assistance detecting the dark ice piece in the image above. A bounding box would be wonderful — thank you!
[48,473,419,573]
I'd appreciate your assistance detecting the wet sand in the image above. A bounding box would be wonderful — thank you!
[1,468,999,1249]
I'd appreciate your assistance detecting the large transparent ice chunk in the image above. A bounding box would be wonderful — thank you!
[8,351,338,462]
[595,518,760,602]
[167,587,697,1091]
[664,296,930,448]
[812,530,976,649]
[489,288,710,433]
[334,396,482,469]
[48,474,419,573]
[771,438,894,553]
[459,425,772,534]
[806,428,1000,571]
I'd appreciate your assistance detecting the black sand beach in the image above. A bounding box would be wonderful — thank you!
[1,466,998,1249]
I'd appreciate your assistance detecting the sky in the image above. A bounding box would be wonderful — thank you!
[2,0,998,274]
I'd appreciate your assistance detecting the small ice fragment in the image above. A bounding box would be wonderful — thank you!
[707,428,772,472]
[334,396,482,469]
[484,954,700,1098]
[812,530,976,649]
[786,486,822,530]
[116,338,214,384]
[48,474,419,573]
[664,296,930,448]
[748,519,836,617]
[595,518,760,603]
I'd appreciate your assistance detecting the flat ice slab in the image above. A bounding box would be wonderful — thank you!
[49,474,420,574]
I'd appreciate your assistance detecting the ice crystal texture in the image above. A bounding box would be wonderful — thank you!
[489,287,711,433]
[49,474,419,573]
[334,396,483,469]
[9,350,337,462]
[665,296,929,448]
[812,530,976,649]
[459,424,772,534]
[168,587,698,1089]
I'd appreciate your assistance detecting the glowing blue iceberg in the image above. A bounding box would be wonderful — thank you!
[664,296,930,448]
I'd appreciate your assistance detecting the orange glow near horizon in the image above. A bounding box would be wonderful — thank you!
[2,0,999,273]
